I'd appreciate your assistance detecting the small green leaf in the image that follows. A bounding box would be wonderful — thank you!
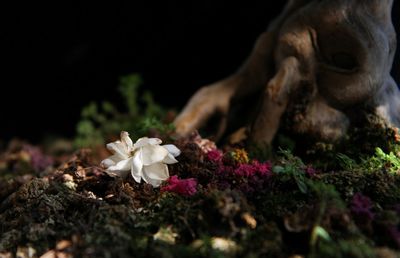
[311,225,331,246]
[336,153,356,170]
[314,226,331,241]
[296,178,308,194]
[272,166,285,174]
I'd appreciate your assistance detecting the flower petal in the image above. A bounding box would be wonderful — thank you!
[106,141,130,159]
[134,137,150,148]
[107,157,132,172]
[105,169,130,178]
[101,154,123,168]
[147,138,163,145]
[121,131,134,152]
[143,163,170,180]
[131,152,143,183]
[142,175,163,188]
[163,144,181,157]
[163,153,178,164]
[140,145,169,165]
[142,163,169,187]
[101,158,115,168]
[134,137,163,148]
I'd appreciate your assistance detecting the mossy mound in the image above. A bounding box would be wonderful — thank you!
[1,132,400,258]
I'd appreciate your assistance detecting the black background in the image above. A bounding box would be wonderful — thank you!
[2,1,399,143]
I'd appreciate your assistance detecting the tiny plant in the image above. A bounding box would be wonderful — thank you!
[362,147,400,174]
[75,74,173,147]
[272,149,308,193]
[336,153,357,170]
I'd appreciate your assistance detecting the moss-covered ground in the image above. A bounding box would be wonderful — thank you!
[1,75,400,257]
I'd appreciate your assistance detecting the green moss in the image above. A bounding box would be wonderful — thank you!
[2,80,400,257]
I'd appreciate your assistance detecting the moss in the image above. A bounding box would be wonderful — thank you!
[320,170,400,205]
[0,230,22,251]
[280,113,400,171]
[2,106,400,257]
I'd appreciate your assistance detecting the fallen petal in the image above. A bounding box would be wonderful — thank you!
[106,141,130,159]
[105,169,130,178]
[142,173,163,188]
[163,144,181,157]
[148,138,163,145]
[131,152,143,183]
[163,153,178,164]
[134,137,150,148]
[120,131,134,151]
[107,157,132,172]
[134,137,162,148]
[143,162,170,181]
[101,158,115,168]
[140,145,169,165]
[101,154,123,168]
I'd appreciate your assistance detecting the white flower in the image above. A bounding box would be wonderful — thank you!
[101,131,181,187]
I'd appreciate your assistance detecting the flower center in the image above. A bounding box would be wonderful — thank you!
[130,149,138,156]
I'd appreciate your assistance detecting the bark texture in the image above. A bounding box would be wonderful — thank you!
[174,0,399,146]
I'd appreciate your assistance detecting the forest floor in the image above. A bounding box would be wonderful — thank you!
[1,127,400,258]
[1,75,400,258]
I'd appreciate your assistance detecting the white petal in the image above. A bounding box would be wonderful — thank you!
[140,145,169,165]
[134,137,163,148]
[142,163,169,187]
[105,169,130,178]
[143,163,170,180]
[148,138,163,145]
[131,152,143,183]
[162,144,181,157]
[141,174,163,188]
[106,141,130,159]
[163,153,178,164]
[107,157,132,172]
[120,131,134,151]
[101,158,115,168]
[134,137,151,148]
[101,154,123,168]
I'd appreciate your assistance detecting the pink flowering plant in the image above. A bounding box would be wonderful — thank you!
[161,176,198,196]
